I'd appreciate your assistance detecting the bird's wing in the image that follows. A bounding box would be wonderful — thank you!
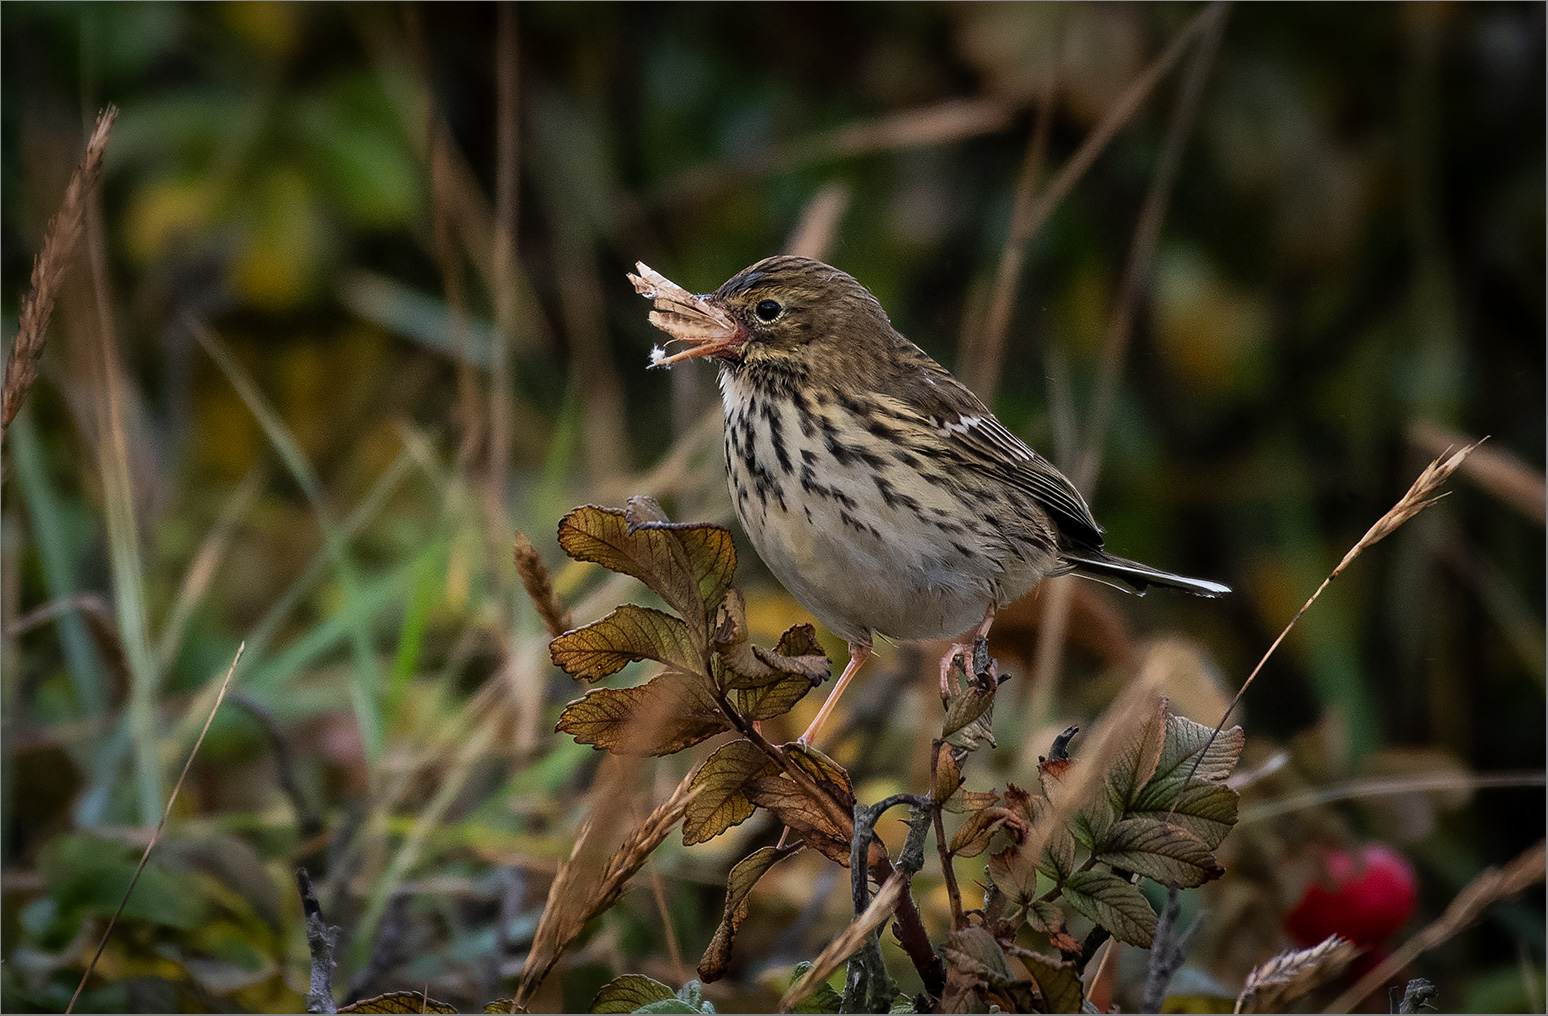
[874,355,1105,550]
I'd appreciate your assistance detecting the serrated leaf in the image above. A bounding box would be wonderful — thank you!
[1015,950,1084,1014]
[591,974,677,1013]
[1061,871,1157,947]
[731,670,815,721]
[1128,781,1239,850]
[946,788,1001,815]
[1107,697,1168,811]
[484,1000,524,1014]
[1025,900,1066,935]
[949,806,1022,858]
[1037,824,1077,883]
[941,682,996,741]
[698,844,801,982]
[551,605,703,681]
[557,505,735,640]
[1149,715,1244,791]
[1094,818,1224,888]
[714,593,829,690]
[743,777,852,865]
[1070,791,1115,851]
[786,962,843,1013]
[684,740,778,845]
[635,1001,702,1014]
[556,673,728,755]
[934,750,964,804]
[340,991,458,1013]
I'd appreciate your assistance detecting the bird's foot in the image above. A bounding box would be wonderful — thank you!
[939,636,998,697]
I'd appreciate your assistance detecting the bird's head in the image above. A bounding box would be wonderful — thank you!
[647,256,896,376]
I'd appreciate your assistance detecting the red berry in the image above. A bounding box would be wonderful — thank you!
[1286,843,1419,947]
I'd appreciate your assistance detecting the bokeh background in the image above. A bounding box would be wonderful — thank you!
[2,3,1543,1013]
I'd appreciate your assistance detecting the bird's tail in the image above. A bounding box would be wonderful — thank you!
[1064,551,1230,598]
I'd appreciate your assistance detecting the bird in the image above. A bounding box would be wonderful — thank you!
[634,255,1228,744]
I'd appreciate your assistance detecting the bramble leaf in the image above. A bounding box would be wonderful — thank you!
[557,505,735,641]
[1128,781,1240,850]
[591,974,676,1013]
[1094,817,1224,888]
[1061,870,1157,947]
[697,844,801,982]
[1015,950,1084,1014]
[949,806,1023,858]
[550,605,703,682]
[340,992,458,1013]
[1106,697,1168,811]
[556,673,728,755]
[684,739,778,845]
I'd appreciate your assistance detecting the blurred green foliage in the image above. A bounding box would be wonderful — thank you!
[2,3,1542,1013]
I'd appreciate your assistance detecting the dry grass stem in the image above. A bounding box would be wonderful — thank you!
[3,106,117,441]
[1171,443,1480,819]
[966,66,1058,399]
[779,870,907,1012]
[1323,840,1547,1014]
[1240,770,1546,824]
[66,643,244,1014]
[1010,2,1227,248]
[513,531,572,636]
[1075,6,1225,491]
[785,181,852,262]
[1409,420,1543,524]
[515,769,699,1007]
[1234,935,1358,1014]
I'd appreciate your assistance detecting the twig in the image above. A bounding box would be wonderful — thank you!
[780,871,909,1013]
[1323,840,1546,1013]
[345,889,410,1003]
[297,867,340,1014]
[1141,886,1203,1013]
[930,741,968,931]
[228,693,325,845]
[1170,443,1480,823]
[3,106,117,443]
[66,643,243,1014]
[1240,770,1546,824]
[1392,978,1437,1014]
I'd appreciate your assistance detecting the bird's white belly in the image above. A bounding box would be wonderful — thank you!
[720,381,1053,645]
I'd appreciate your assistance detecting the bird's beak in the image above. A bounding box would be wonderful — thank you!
[630,262,747,367]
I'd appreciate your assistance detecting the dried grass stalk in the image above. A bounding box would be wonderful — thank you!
[1171,442,1481,818]
[1323,840,1546,1014]
[779,871,907,1012]
[513,531,572,636]
[1234,935,1358,1013]
[514,769,699,1007]
[3,106,117,441]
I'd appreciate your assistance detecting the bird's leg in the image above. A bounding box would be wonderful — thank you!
[799,641,871,746]
[940,604,998,696]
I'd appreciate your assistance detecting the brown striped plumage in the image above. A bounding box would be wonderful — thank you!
[640,256,1228,743]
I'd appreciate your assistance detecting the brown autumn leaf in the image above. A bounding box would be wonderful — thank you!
[713,591,830,689]
[1012,948,1085,1014]
[697,843,802,982]
[556,505,735,642]
[934,749,964,805]
[683,738,779,845]
[949,806,1026,858]
[743,776,854,865]
[556,672,728,756]
[549,604,705,682]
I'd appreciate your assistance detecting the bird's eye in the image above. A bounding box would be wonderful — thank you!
[754,299,783,322]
